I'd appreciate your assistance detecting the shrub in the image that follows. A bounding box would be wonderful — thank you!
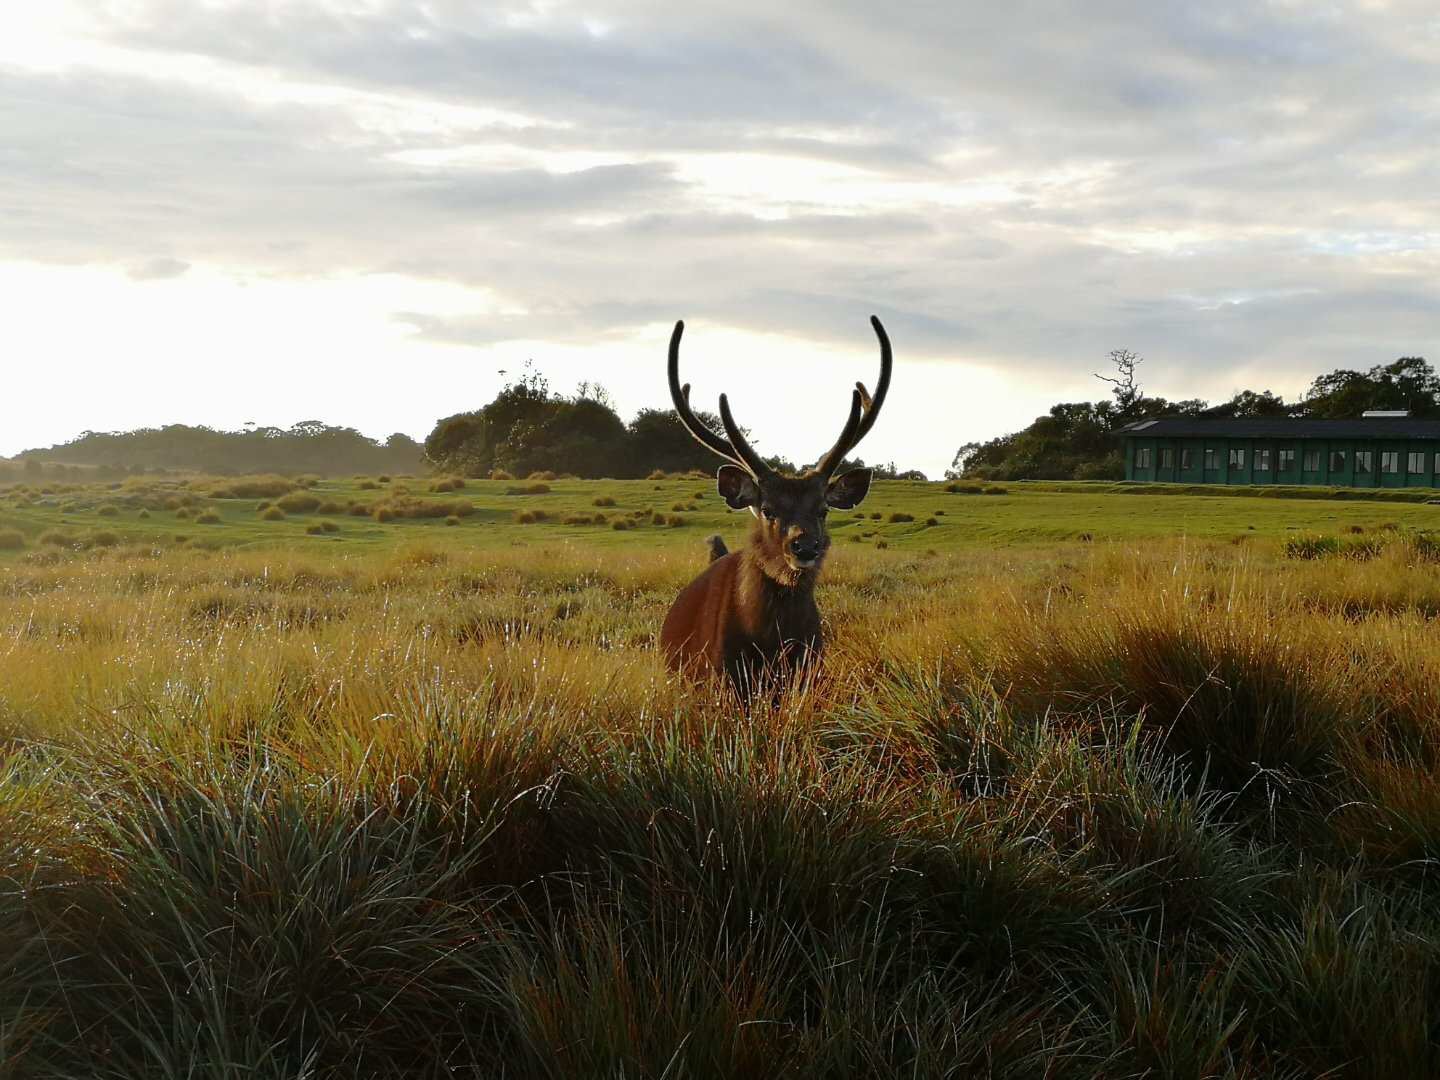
[593,496,616,507]
[0,529,25,550]
[515,509,549,524]
[648,469,668,480]
[444,515,460,527]
[373,507,395,523]
[137,509,151,519]
[276,493,322,514]
[489,469,514,480]
[358,480,379,490]
[39,530,73,547]
[321,520,340,534]
[875,538,889,549]
[945,482,984,494]
[317,501,345,514]
[96,504,120,517]
[527,471,557,481]
[924,517,939,527]
[429,477,466,493]
[693,491,706,500]
[612,519,631,531]
[666,514,685,527]
[349,504,371,517]
[378,475,391,483]
[305,523,325,535]
[89,530,120,547]
[195,511,222,525]
[506,483,550,496]
[869,512,882,520]
[983,485,1009,495]
[888,512,915,523]
[261,506,286,521]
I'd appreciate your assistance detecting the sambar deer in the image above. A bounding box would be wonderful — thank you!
[659,316,892,696]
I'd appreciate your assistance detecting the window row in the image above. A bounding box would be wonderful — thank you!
[1135,447,1439,475]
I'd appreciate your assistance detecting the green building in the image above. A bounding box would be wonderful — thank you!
[1118,416,1440,488]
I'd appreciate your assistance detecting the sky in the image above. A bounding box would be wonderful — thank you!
[1,2,1437,478]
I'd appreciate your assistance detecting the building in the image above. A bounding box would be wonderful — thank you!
[1118,415,1440,488]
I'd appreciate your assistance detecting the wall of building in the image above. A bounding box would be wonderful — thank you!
[1124,437,1440,488]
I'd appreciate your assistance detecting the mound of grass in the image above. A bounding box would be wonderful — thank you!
[96,504,120,517]
[276,493,322,514]
[261,506,287,521]
[888,511,915,523]
[489,469,514,480]
[514,509,550,524]
[592,496,616,507]
[429,477,467,493]
[0,529,25,550]
[195,511,222,525]
[209,476,298,499]
[506,483,551,496]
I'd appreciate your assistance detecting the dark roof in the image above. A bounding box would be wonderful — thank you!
[1118,417,1440,440]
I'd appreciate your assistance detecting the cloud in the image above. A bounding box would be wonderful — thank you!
[128,256,190,280]
[0,0,1437,469]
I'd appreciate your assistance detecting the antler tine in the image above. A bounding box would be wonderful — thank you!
[718,394,773,479]
[814,316,892,477]
[668,320,752,471]
[850,315,892,447]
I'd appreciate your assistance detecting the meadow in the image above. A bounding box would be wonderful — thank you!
[3,473,1440,1077]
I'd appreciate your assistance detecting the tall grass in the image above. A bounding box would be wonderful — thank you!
[1,537,1439,1075]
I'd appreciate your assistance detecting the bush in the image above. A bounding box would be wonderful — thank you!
[888,512,915,523]
[320,520,340,534]
[276,493,322,514]
[358,480,380,490]
[514,509,549,524]
[444,515,461,527]
[612,519,631,531]
[1285,534,1340,560]
[195,511,222,525]
[137,509,151,519]
[317,501,345,514]
[349,503,371,517]
[374,506,396,523]
[506,484,550,496]
[261,506,286,521]
[666,514,685,527]
[924,517,939,527]
[429,477,466,493]
[945,482,984,494]
[875,538,889,549]
[593,496,617,507]
[89,530,120,547]
[0,529,25,550]
[378,475,391,484]
[648,469,668,480]
[96,504,120,517]
[39,530,73,547]
[489,469,514,481]
[305,523,325,535]
[526,471,558,481]
[983,485,1009,495]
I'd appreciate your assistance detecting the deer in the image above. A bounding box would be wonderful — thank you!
[659,316,892,697]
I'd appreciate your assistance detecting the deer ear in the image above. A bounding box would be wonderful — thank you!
[716,465,760,510]
[826,468,872,509]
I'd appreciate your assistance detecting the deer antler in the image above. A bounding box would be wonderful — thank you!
[814,315,892,477]
[668,320,772,478]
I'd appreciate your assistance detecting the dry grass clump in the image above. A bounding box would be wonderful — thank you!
[514,509,550,524]
[195,511,222,525]
[888,511,915,523]
[489,468,514,480]
[0,528,25,550]
[304,521,341,536]
[261,506,286,521]
[506,483,551,496]
[209,476,298,499]
[429,476,467,493]
[592,495,617,507]
[276,492,322,514]
[96,504,120,517]
[371,498,476,521]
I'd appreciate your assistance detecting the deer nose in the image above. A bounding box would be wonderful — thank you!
[789,536,820,562]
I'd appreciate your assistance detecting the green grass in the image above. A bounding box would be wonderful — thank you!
[5,474,1440,559]
[4,474,1440,1074]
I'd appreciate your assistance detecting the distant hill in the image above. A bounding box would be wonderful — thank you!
[9,422,424,477]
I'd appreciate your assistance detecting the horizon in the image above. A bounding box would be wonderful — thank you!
[3,3,1437,477]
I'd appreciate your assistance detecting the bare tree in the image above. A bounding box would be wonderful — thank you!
[1095,348,1144,413]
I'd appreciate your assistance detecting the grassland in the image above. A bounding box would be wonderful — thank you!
[4,474,1440,1076]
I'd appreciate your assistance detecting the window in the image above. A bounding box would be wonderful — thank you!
[1135,447,1152,469]
[1228,447,1246,469]
[1330,450,1347,472]
[1409,452,1425,475]
[1159,447,1174,469]
[1355,451,1373,474]
[1303,449,1320,472]
[1278,449,1296,471]
[1382,451,1399,474]
[1434,453,1440,477]
[1254,449,1271,472]
[1181,447,1193,470]
[1205,448,1219,470]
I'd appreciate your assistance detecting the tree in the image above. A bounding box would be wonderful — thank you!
[1301,357,1439,418]
[1094,349,1144,415]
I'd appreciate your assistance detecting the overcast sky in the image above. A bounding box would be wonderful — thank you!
[2,2,1437,476]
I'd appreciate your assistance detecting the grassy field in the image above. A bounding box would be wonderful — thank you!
[4,474,1440,1076]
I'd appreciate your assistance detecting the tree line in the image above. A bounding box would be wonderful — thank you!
[954,354,1439,481]
[422,364,922,479]
[9,422,425,478]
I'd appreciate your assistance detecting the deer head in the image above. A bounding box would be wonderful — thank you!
[667,317,891,583]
